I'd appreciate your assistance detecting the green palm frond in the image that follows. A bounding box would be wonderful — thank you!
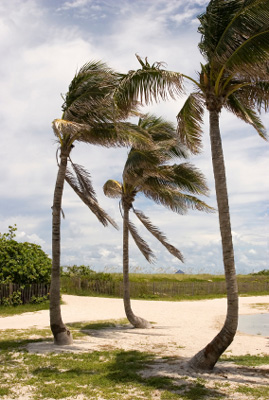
[160,163,210,195]
[228,80,269,114]
[225,94,268,139]
[65,166,118,229]
[123,148,162,181]
[133,209,184,262]
[212,0,269,68]
[142,180,212,214]
[198,0,243,62]
[62,60,118,124]
[115,55,183,110]
[127,219,155,263]
[224,30,269,79]
[103,179,122,199]
[177,93,204,154]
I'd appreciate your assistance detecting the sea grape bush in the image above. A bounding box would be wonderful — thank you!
[0,225,51,284]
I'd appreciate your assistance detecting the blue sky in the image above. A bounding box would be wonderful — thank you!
[0,0,268,274]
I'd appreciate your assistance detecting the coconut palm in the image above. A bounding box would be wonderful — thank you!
[115,1,269,369]
[104,114,212,328]
[51,61,152,345]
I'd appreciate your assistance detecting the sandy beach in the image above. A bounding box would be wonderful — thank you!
[1,295,268,400]
[1,294,268,357]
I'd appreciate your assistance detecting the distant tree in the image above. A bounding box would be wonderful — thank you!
[104,114,212,328]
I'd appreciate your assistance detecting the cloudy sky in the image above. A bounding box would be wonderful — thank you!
[1,0,268,275]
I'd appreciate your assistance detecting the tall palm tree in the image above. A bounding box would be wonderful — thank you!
[104,114,212,329]
[115,1,269,369]
[51,61,152,345]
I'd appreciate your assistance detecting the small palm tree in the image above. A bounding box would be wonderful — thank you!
[51,61,152,345]
[114,0,269,369]
[104,114,212,328]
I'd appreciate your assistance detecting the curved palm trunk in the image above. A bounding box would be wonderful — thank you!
[50,151,73,345]
[189,109,238,370]
[122,202,151,328]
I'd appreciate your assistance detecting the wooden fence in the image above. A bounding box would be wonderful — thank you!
[61,276,269,298]
[0,283,50,305]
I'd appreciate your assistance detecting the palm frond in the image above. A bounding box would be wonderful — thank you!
[127,219,155,263]
[133,209,184,262]
[142,180,214,214]
[227,80,269,114]
[156,163,210,196]
[62,60,118,124]
[198,0,243,62]
[69,162,98,202]
[115,55,183,110]
[177,93,204,154]
[212,0,269,68]
[103,179,122,198]
[224,30,269,79]
[65,166,118,229]
[225,93,268,140]
[123,148,162,181]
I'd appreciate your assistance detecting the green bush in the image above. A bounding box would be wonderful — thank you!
[63,265,113,282]
[0,225,51,285]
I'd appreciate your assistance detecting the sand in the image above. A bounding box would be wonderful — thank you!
[1,294,268,357]
[1,295,268,399]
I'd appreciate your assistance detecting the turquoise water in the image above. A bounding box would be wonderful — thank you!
[238,313,269,336]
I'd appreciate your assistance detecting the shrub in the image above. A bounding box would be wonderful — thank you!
[0,225,51,285]
[63,265,113,282]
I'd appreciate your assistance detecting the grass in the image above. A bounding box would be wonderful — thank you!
[67,318,130,330]
[61,272,269,300]
[220,354,269,366]
[0,325,268,400]
[0,300,50,317]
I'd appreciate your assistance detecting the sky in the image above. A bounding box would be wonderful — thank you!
[0,0,268,275]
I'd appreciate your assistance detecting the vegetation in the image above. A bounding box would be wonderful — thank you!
[60,269,269,300]
[0,225,51,285]
[104,113,212,328]
[0,326,268,400]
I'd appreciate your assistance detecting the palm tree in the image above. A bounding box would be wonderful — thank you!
[115,1,269,369]
[104,114,212,328]
[51,61,152,345]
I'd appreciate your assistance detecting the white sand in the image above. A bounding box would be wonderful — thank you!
[0,294,268,357]
[1,295,268,400]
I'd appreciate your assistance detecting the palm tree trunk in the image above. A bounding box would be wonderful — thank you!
[122,201,151,328]
[50,151,73,345]
[189,109,238,370]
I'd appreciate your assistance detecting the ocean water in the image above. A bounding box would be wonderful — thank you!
[238,313,269,336]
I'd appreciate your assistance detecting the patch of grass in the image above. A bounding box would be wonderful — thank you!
[0,300,50,316]
[0,387,10,397]
[67,318,129,330]
[237,385,269,399]
[250,302,269,311]
[221,354,269,366]
[0,327,267,400]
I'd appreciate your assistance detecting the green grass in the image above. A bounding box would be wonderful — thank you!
[0,300,50,317]
[61,272,269,300]
[1,327,268,400]
[67,318,130,330]
[221,354,269,366]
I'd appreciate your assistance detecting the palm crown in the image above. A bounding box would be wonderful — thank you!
[177,0,269,153]
[104,113,212,263]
